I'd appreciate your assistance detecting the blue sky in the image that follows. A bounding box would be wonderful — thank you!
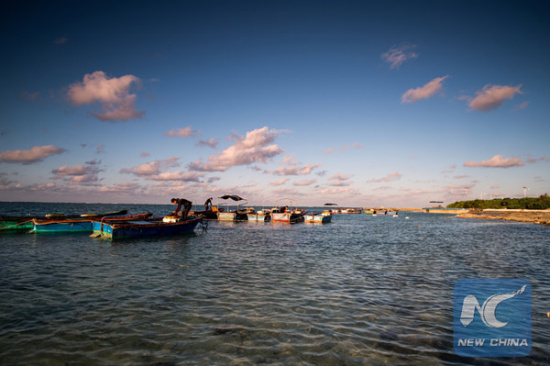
[1,0,548,207]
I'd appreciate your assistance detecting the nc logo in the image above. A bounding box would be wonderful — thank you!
[454,279,532,358]
[460,285,527,328]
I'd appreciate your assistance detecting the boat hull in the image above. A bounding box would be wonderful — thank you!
[33,212,152,234]
[304,214,332,223]
[92,218,202,240]
[217,212,248,221]
[247,212,271,222]
[0,218,34,233]
[33,220,93,233]
[271,212,304,223]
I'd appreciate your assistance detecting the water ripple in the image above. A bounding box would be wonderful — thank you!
[0,205,549,365]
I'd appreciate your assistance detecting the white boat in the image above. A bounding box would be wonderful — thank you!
[217,195,248,221]
[304,210,332,224]
[247,209,271,222]
[271,199,306,223]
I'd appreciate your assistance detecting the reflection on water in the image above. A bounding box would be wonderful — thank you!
[0,203,549,365]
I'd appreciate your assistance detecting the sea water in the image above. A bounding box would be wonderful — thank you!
[0,202,549,365]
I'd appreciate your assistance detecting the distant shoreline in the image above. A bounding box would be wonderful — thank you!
[457,210,550,226]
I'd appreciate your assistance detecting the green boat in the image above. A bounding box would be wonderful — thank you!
[0,216,35,233]
[1,209,130,234]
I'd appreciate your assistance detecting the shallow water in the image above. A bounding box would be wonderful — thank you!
[0,203,549,365]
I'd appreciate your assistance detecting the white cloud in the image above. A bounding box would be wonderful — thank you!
[402,76,448,103]
[121,157,180,176]
[368,171,402,183]
[381,44,418,69]
[53,164,99,176]
[270,178,289,186]
[148,171,203,182]
[164,127,197,138]
[463,154,524,168]
[188,127,284,172]
[294,179,316,186]
[273,163,321,176]
[197,138,219,148]
[0,145,66,165]
[466,84,523,111]
[67,71,144,121]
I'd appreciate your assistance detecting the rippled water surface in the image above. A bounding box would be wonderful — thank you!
[1,203,549,365]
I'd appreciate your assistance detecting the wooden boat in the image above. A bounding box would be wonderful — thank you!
[304,210,332,224]
[247,209,271,222]
[1,209,130,234]
[32,211,151,234]
[91,216,202,240]
[270,198,306,223]
[271,205,306,223]
[271,209,306,223]
[217,195,248,221]
[371,209,398,217]
[190,197,219,219]
[0,216,34,233]
[338,208,362,214]
[191,209,218,220]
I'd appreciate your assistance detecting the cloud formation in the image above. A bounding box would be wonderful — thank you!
[164,127,197,138]
[148,171,203,182]
[188,127,284,172]
[294,179,316,186]
[463,154,524,168]
[270,178,289,186]
[328,173,352,186]
[52,162,102,186]
[368,171,402,183]
[402,76,448,103]
[121,157,180,177]
[53,164,98,176]
[0,145,66,164]
[197,138,219,148]
[273,163,321,176]
[99,182,141,193]
[67,71,144,121]
[381,44,418,69]
[466,84,523,111]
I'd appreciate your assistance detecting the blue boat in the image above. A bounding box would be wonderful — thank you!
[91,217,202,240]
[32,211,151,234]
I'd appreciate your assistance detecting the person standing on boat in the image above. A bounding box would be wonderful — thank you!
[171,198,192,220]
[204,197,213,210]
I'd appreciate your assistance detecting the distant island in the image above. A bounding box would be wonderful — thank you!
[447,194,550,210]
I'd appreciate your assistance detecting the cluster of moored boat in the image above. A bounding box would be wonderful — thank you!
[0,196,398,240]
[0,196,335,240]
[208,206,332,224]
[198,195,333,224]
